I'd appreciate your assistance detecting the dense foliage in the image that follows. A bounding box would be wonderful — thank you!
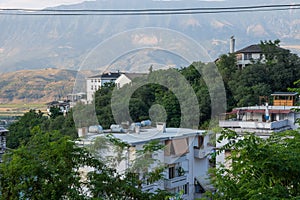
[91,40,300,129]
[206,129,300,200]
[1,113,171,199]
[93,65,213,129]
[7,109,77,149]
[217,40,300,107]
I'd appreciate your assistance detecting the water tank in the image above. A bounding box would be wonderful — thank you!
[110,124,124,133]
[88,125,103,134]
[141,120,151,127]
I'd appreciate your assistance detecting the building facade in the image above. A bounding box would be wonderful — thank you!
[86,72,121,103]
[217,92,300,167]
[79,126,215,199]
[115,73,147,89]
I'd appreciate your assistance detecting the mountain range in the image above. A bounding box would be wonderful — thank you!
[0,0,300,73]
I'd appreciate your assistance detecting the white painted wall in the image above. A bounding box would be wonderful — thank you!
[115,74,132,89]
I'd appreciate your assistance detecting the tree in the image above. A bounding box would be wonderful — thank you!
[1,127,172,200]
[207,129,300,200]
[7,110,47,149]
[0,127,91,199]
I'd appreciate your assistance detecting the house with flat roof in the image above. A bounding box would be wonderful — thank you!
[217,92,300,168]
[78,124,215,200]
[219,92,300,135]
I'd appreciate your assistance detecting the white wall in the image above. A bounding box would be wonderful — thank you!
[115,74,132,89]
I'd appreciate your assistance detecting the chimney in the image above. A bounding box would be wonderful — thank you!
[230,36,235,53]
[135,125,140,134]
[156,122,166,133]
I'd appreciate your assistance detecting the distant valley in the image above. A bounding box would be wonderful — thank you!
[0,68,89,103]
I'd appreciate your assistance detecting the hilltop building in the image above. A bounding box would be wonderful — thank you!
[228,36,287,69]
[78,124,215,200]
[115,73,147,89]
[86,72,121,103]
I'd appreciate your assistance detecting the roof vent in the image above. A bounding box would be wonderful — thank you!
[156,122,166,133]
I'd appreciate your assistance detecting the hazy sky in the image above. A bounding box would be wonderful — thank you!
[0,0,95,9]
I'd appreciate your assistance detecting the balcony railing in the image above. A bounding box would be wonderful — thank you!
[194,148,206,159]
[165,175,187,189]
[142,183,157,192]
[164,154,187,165]
[219,119,288,130]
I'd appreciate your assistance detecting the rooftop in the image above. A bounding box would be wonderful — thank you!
[235,44,286,54]
[226,105,300,115]
[122,73,147,80]
[235,44,263,54]
[0,127,8,134]
[84,127,206,145]
[271,92,298,96]
[88,72,121,79]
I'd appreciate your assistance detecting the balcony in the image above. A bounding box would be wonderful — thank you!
[142,183,157,192]
[219,119,288,130]
[165,175,187,189]
[194,148,206,159]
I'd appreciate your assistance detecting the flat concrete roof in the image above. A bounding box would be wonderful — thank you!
[84,128,206,145]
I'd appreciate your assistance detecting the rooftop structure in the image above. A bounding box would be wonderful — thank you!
[217,92,300,169]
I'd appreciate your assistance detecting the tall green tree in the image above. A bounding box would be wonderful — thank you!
[1,127,172,200]
[7,110,47,149]
[207,129,300,200]
[0,127,90,199]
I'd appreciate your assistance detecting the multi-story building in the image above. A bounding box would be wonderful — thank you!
[217,92,300,166]
[78,124,215,199]
[86,72,121,103]
[228,36,287,69]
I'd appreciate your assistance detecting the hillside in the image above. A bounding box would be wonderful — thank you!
[0,0,300,72]
[0,68,87,103]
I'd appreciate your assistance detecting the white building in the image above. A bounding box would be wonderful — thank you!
[115,73,147,89]
[217,92,300,167]
[79,125,215,199]
[86,72,121,103]
[227,37,287,69]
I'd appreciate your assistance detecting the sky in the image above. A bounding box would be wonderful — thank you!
[0,0,94,9]
[0,0,225,9]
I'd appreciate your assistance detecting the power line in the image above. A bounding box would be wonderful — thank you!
[1,4,300,12]
[0,4,299,16]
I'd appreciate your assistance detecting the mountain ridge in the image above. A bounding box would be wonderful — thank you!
[0,0,300,72]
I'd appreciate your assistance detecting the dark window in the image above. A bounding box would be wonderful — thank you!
[169,165,175,179]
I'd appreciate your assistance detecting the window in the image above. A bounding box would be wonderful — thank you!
[177,183,189,195]
[195,180,205,193]
[244,53,252,60]
[168,165,175,179]
[194,135,204,149]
